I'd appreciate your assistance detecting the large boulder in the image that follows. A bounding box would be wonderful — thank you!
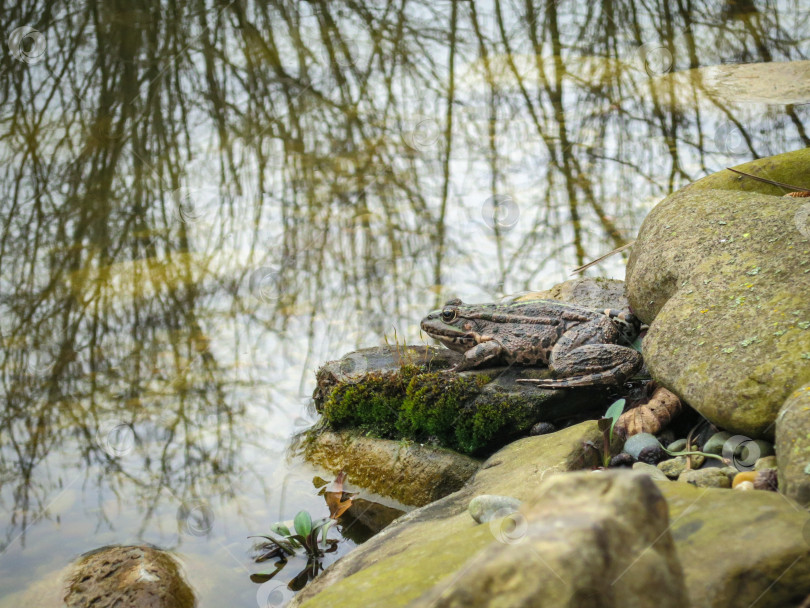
[776,384,810,506]
[64,545,195,608]
[411,471,687,608]
[289,421,604,608]
[665,480,810,608]
[626,149,810,438]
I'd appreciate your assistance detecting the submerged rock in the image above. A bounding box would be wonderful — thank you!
[64,545,195,608]
[626,149,810,438]
[297,428,480,507]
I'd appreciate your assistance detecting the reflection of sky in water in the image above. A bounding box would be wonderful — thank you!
[1,0,810,605]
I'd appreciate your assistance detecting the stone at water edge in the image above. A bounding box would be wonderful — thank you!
[299,428,481,507]
[467,494,522,524]
[64,545,195,608]
[410,471,688,608]
[626,149,810,438]
[776,384,810,506]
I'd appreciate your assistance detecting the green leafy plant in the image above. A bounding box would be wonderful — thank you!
[595,398,626,467]
[250,510,337,564]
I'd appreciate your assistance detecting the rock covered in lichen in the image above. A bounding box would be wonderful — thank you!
[626,149,810,438]
[776,384,810,505]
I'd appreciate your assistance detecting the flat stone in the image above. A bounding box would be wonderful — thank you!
[297,428,481,507]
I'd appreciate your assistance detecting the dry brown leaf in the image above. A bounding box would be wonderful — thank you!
[614,386,682,438]
[324,470,354,519]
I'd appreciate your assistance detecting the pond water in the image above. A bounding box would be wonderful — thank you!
[1,1,809,606]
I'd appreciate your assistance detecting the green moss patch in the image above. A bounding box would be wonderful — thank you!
[322,366,543,454]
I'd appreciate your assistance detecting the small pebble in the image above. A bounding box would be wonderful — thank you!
[732,471,757,488]
[734,481,754,491]
[702,431,732,456]
[530,421,557,436]
[678,468,731,488]
[623,433,661,459]
[468,495,521,524]
[632,462,670,482]
[609,452,636,468]
[667,438,687,452]
[658,457,687,479]
[754,455,777,471]
[637,444,667,465]
[754,468,778,491]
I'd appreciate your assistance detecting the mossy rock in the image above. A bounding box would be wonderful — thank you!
[316,347,611,455]
[627,149,810,438]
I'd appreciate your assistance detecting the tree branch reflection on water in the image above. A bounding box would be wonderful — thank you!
[0,0,808,600]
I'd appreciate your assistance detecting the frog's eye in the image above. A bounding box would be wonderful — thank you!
[441,308,457,323]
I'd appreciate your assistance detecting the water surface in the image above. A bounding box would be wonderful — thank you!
[1,0,809,605]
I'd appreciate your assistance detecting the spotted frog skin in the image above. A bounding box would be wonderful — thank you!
[420,298,643,388]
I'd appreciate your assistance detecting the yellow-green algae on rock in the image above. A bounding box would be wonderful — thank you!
[627,148,810,438]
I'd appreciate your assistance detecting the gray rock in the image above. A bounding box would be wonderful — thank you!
[702,431,732,455]
[515,277,629,310]
[626,149,810,438]
[632,461,670,482]
[468,494,522,524]
[530,421,557,435]
[64,545,195,608]
[412,472,687,608]
[667,438,687,452]
[776,384,810,506]
[678,468,731,489]
[623,432,661,459]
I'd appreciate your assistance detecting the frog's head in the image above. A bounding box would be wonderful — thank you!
[607,308,646,345]
[420,298,477,353]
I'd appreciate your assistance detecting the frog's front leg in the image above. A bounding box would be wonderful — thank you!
[519,316,642,387]
[451,339,503,372]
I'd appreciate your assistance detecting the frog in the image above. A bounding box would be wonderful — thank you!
[420,298,644,388]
